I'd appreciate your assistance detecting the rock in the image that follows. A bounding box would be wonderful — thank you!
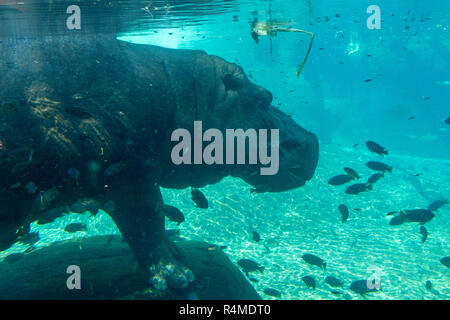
[0,235,260,300]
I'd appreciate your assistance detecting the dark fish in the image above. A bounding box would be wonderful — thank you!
[328,174,352,186]
[366,141,388,156]
[420,226,428,243]
[424,97,431,100]
[367,172,384,184]
[67,167,80,185]
[302,254,326,269]
[408,116,415,120]
[390,209,435,225]
[237,259,264,275]
[302,275,316,289]
[353,144,359,148]
[325,276,343,288]
[191,188,208,209]
[414,173,422,177]
[264,288,282,297]
[445,117,450,125]
[345,183,372,195]
[366,161,393,173]
[251,31,259,44]
[163,205,185,225]
[338,204,349,223]
[3,252,24,263]
[64,222,87,233]
[403,209,435,224]
[104,162,125,177]
[364,79,373,83]
[17,231,39,246]
[350,280,378,295]
[344,167,360,179]
[425,280,432,290]
[440,256,450,268]
[249,277,259,283]
[353,208,362,211]
[427,199,449,212]
[252,231,261,242]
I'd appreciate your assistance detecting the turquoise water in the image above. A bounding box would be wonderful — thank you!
[1,0,449,299]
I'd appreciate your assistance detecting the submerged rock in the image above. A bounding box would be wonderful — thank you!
[0,235,260,300]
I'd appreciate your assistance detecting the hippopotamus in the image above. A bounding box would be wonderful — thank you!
[0,35,318,287]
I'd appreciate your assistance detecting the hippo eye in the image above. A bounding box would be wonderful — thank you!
[223,74,242,90]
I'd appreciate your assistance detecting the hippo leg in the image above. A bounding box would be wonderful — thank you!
[106,181,192,289]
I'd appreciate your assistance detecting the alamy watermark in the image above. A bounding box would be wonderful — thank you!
[171,121,279,175]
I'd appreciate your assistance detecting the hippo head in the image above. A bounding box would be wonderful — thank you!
[162,54,319,192]
[212,59,319,192]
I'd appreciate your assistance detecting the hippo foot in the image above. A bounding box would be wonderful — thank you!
[150,260,195,290]
[148,239,195,290]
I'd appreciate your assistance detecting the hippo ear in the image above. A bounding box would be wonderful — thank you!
[223,74,242,91]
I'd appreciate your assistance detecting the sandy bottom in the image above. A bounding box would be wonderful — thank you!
[2,144,449,300]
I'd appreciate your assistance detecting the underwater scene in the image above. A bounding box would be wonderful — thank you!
[0,0,449,301]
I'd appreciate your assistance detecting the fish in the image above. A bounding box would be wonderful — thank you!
[163,205,185,225]
[237,259,264,275]
[338,204,349,223]
[440,256,450,268]
[345,183,372,195]
[302,254,326,269]
[343,167,360,180]
[390,209,435,225]
[264,288,282,297]
[67,167,80,185]
[249,277,259,283]
[366,141,388,156]
[33,186,60,211]
[364,79,373,83]
[64,223,88,233]
[191,188,208,209]
[425,280,432,290]
[328,174,352,186]
[325,276,343,288]
[17,231,39,246]
[408,116,415,120]
[427,199,449,212]
[0,138,3,151]
[350,279,379,295]
[104,162,125,177]
[445,117,450,125]
[367,172,384,184]
[419,226,428,243]
[366,161,393,173]
[252,231,261,242]
[25,182,38,194]
[302,275,316,289]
